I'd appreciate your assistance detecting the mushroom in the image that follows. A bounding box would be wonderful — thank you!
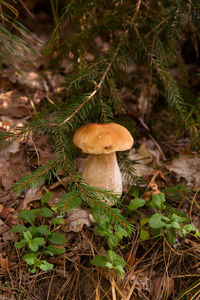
[73,123,134,205]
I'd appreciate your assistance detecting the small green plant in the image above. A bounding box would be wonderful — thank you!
[55,185,133,278]
[128,191,200,245]
[12,193,66,273]
[89,207,132,278]
[91,249,126,279]
[92,208,131,249]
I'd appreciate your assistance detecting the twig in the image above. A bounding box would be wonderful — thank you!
[47,271,55,300]
[110,273,117,300]
[55,173,67,188]
[189,186,200,220]
[55,273,73,300]
[61,89,97,125]
[138,117,166,160]
[18,0,35,18]
[164,236,183,256]
[124,274,138,300]
[30,134,40,166]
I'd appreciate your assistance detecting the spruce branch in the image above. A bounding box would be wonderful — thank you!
[61,43,122,126]
[97,94,115,123]
[118,152,136,185]
[12,159,62,194]
[106,77,126,115]
[69,177,133,232]
[61,89,97,126]
[58,191,82,211]
[133,23,199,138]
[0,6,41,70]
[65,59,105,90]
[0,130,19,149]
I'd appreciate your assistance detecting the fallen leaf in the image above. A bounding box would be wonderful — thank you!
[137,143,153,164]
[0,90,30,118]
[62,208,95,232]
[24,187,42,204]
[166,155,200,189]
[143,171,167,200]
[47,188,66,207]
[0,254,9,272]
[138,84,159,117]
[6,140,20,154]
[0,161,14,190]
[10,71,45,90]
[0,205,18,226]
[0,219,9,235]
[0,204,14,219]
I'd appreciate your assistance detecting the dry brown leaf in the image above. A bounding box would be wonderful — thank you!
[138,84,159,117]
[0,204,14,219]
[24,187,42,204]
[0,219,9,235]
[152,274,174,300]
[0,161,14,190]
[126,254,135,268]
[128,148,154,177]
[137,143,153,164]
[0,90,30,118]
[0,148,29,191]
[0,205,18,226]
[0,254,9,272]
[166,155,200,189]
[143,171,167,200]
[47,188,66,207]
[62,208,95,232]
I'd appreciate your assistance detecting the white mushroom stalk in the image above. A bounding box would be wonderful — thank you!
[83,152,122,197]
[73,123,134,205]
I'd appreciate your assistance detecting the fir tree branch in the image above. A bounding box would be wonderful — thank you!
[12,159,62,194]
[118,152,136,185]
[69,176,133,231]
[0,130,19,149]
[61,89,97,125]
[106,77,126,115]
[61,42,122,126]
[133,23,199,138]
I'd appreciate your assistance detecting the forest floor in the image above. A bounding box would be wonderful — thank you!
[0,3,200,300]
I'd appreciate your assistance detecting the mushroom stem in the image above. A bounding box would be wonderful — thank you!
[82,152,122,200]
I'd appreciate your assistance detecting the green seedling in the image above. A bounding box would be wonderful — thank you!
[128,191,200,245]
[94,209,131,250]
[88,206,132,276]
[91,249,126,278]
[12,193,66,273]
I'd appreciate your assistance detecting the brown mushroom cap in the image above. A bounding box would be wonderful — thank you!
[73,123,134,154]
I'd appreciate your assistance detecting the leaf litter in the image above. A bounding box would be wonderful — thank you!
[1,79,200,300]
[0,87,200,299]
